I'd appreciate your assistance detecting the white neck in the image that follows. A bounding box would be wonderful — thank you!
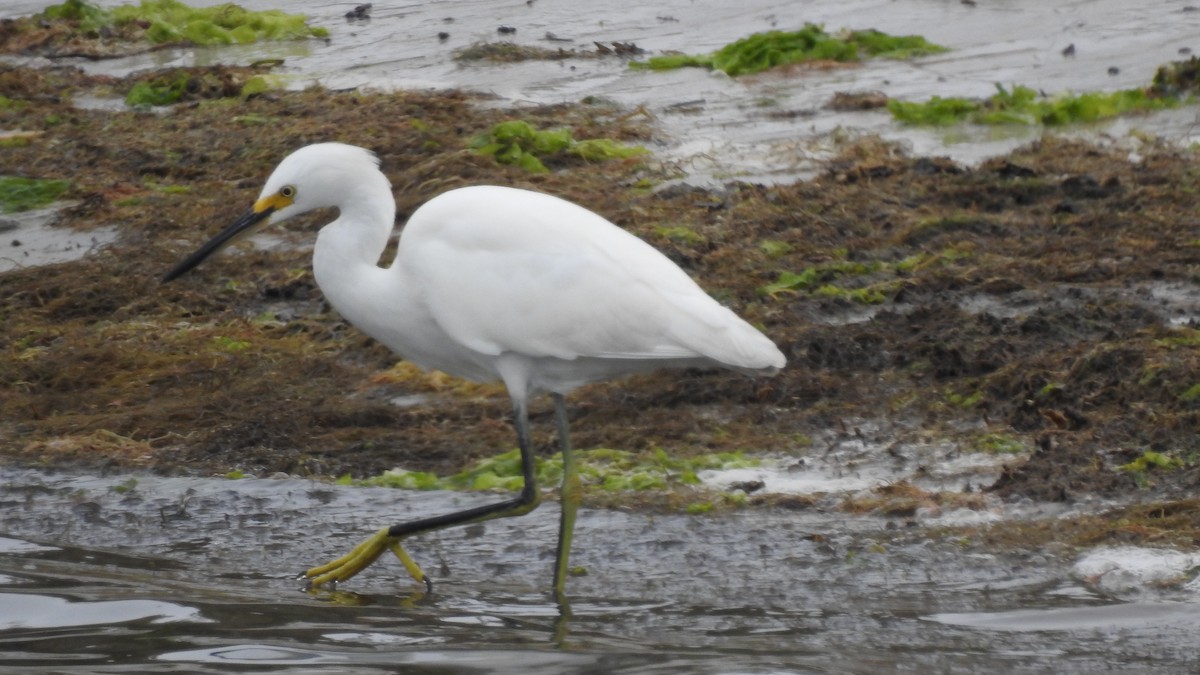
[311,178,404,339]
[315,174,394,265]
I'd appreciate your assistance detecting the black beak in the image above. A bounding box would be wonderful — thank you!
[163,206,274,282]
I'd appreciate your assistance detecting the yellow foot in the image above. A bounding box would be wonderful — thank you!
[301,527,430,590]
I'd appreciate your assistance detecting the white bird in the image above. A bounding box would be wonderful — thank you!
[164,142,785,597]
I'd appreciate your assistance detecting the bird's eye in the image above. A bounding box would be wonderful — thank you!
[280,185,296,199]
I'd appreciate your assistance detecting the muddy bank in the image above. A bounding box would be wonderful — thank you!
[0,60,1198,534]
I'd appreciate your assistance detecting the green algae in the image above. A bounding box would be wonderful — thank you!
[343,448,759,496]
[945,388,984,409]
[970,432,1027,455]
[759,262,890,298]
[811,283,891,305]
[239,74,282,98]
[889,82,1181,127]
[470,120,647,173]
[109,477,138,494]
[125,71,190,107]
[654,225,706,246]
[758,240,794,258]
[1121,450,1184,473]
[756,258,890,300]
[758,248,968,302]
[849,28,949,60]
[631,24,946,77]
[1119,450,1193,490]
[41,0,113,31]
[123,66,282,107]
[39,0,327,47]
[0,176,70,212]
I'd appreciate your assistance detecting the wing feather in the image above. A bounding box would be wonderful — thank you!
[399,186,782,370]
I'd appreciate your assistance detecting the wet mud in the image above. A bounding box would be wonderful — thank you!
[0,58,1196,533]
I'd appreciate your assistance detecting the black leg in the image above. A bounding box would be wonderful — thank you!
[304,396,542,588]
[551,393,580,599]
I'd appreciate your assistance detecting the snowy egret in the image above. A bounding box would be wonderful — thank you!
[164,142,785,596]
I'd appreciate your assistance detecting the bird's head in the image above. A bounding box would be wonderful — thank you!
[162,143,382,282]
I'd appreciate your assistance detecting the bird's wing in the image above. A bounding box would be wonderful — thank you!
[400,187,750,364]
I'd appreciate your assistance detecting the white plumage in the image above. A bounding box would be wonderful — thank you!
[165,142,785,594]
[280,145,785,399]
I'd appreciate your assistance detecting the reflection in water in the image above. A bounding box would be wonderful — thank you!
[0,203,119,273]
[2,470,1200,672]
[159,644,353,665]
[0,592,205,630]
[929,602,1200,633]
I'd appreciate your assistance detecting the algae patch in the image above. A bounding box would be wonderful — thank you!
[0,0,327,58]
[55,0,326,45]
[0,176,70,213]
[631,24,947,77]
[889,84,1179,126]
[123,65,282,107]
[343,448,759,498]
[1118,450,1194,490]
[757,250,957,304]
[889,58,1200,127]
[969,432,1027,455]
[470,120,647,173]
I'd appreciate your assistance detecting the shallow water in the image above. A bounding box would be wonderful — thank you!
[0,203,118,273]
[3,468,1200,673]
[4,0,1200,670]
[4,0,1200,187]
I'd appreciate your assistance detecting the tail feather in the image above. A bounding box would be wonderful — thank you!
[668,298,786,374]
